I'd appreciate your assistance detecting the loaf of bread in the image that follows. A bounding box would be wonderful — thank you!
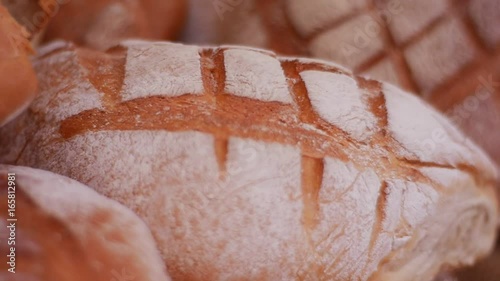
[204,2,500,279]
[0,165,171,281]
[1,41,498,281]
[42,0,187,49]
[0,4,37,126]
[203,0,500,169]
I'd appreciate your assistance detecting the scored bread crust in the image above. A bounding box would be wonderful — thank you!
[42,0,187,50]
[209,0,500,169]
[0,4,37,127]
[0,41,498,281]
[0,165,171,281]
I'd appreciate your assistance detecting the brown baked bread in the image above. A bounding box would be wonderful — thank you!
[0,0,57,40]
[42,0,187,50]
[0,40,498,281]
[199,0,500,169]
[0,165,171,281]
[0,4,37,127]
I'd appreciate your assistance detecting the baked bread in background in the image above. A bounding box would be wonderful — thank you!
[0,0,56,41]
[0,4,37,127]
[181,0,221,45]
[0,165,171,281]
[42,0,187,50]
[191,0,500,170]
[0,40,498,281]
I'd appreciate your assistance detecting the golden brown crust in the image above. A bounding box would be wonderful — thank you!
[0,4,37,126]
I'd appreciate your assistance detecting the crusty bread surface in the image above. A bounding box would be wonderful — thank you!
[0,165,171,281]
[198,0,500,169]
[0,41,498,281]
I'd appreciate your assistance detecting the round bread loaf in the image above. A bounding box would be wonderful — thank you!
[0,4,37,127]
[0,165,171,281]
[42,0,187,50]
[0,41,498,281]
[200,0,500,168]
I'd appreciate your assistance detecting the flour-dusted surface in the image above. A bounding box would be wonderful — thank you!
[209,0,500,171]
[0,165,171,281]
[382,82,491,169]
[123,42,204,99]
[469,0,500,48]
[148,137,305,280]
[382,0,449,44]
[308,14,385,69]
[0,41,498,281]
[286,0,365,36]
[302,70,377,142]
[224,49,293,104]
[362,59,400,88]
[311,157,383,280]
[404,18,477,93]
[32,48,104,122]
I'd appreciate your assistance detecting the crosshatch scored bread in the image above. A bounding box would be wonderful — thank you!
[0,41,498,281]
[0,4,37,127]
[207,0,500,168]
[0,165,171,281]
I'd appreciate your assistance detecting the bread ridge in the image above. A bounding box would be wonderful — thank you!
[0,41,498,281]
